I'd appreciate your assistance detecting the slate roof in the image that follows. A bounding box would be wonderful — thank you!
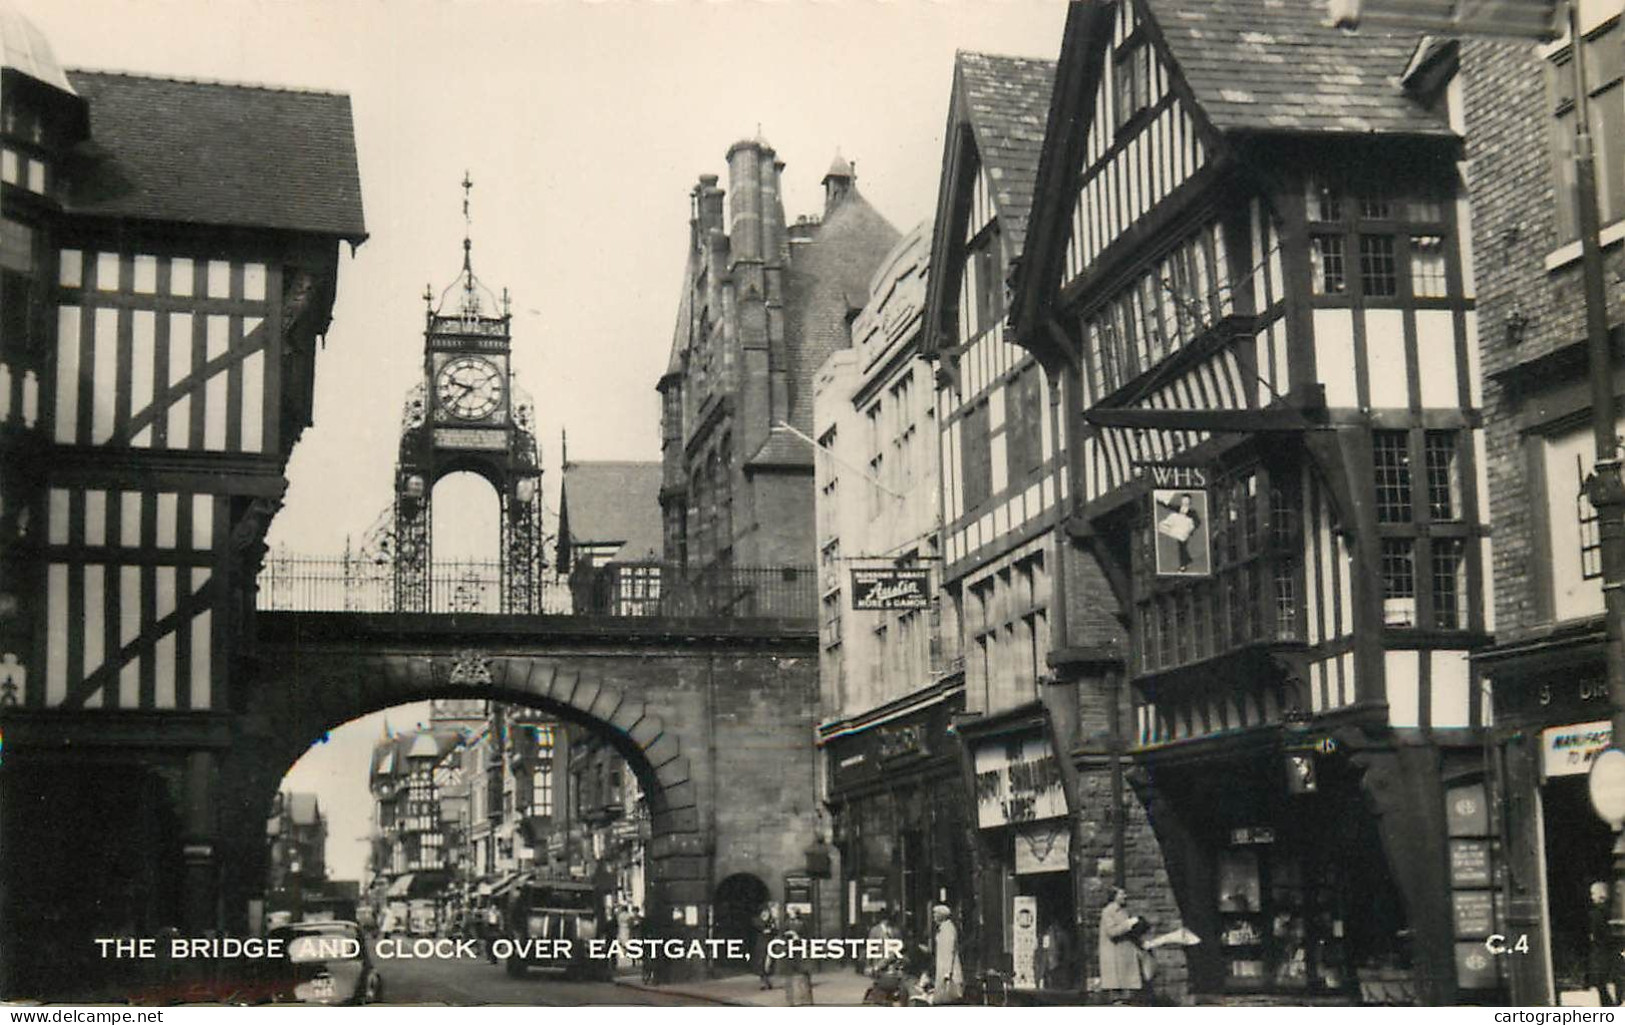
[63,70,367,240]
[777,187,900,446]
[558,461,664,562]
[956,52,1057,256]
[1153,0,1451,136]
[747,426,815,471]
[371,729,460,781]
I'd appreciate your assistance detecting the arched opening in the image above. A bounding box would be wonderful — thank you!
[429,470,502,612]
[214,670,693,999]
[712,872,771,976]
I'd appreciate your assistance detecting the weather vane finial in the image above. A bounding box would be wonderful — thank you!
[460,171,478,313]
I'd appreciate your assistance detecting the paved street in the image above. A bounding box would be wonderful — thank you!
[371,953,716,1006]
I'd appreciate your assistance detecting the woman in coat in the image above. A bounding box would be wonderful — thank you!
[930,904,963,1004]
[1098,888,1151,1000]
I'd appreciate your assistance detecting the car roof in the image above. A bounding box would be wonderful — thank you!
[271,920,360,935]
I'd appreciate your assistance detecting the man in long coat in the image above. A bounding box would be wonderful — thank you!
[1098,888,1151,1000]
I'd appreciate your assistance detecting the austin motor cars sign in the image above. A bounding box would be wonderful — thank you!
[849,568,931,610]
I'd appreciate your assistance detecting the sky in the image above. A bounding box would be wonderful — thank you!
[22,0,1071,882]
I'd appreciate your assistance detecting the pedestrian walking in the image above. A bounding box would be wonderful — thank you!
[752,906,776,990]
[1589,881,1622,1006]
[929,903,963,1005]
[483,902,503,965]
[1098,887,1154,1003]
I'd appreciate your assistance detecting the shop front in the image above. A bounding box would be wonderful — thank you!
[958,704,1078,995]
[822,682,971,952]
[1480,631,1617,1006]
[1136,721,1476,1005]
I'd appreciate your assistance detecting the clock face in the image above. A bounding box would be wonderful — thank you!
[436,356,505,421]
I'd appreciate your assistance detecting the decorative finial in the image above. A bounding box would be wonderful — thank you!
[460,171,478,315]
[561,427,568,469]
[502,287,511,319]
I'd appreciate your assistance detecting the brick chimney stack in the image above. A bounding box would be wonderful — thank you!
[726,138,765,267]
[696,173,724,238]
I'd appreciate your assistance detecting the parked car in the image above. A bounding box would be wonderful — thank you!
[264,920,383,1005]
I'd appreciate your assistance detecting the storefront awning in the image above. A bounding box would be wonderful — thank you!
[386,874,415,898]
[488,872,530,899]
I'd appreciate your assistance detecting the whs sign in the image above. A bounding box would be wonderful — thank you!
[1142,463,1212,578]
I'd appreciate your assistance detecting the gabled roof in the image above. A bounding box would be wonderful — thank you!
[955,52,1057,257]
[922,49,1056,358]
[1011,0,1451,352]
[371,728,459,779]
[63,70,367,241]
[558,461,663,562]
[1152,0,1451,137]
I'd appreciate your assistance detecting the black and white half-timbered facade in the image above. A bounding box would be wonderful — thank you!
[923,49,1188,995]
[1012,0,1492,1005]
[0,23,364,996]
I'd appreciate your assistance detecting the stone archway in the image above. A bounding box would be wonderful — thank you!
[217,650,708,974]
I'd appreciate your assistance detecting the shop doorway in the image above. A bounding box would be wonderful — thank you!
[1541,777,1616,994]
[1018,870,1076,990]
[713,873,771,973]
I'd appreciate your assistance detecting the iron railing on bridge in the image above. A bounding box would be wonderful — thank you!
[256,552,815,621]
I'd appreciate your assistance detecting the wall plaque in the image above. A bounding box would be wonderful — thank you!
[1452,890,1495,936]
[1449,839,1492,888]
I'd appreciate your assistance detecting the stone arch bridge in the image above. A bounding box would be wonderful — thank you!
[219,609,820,979]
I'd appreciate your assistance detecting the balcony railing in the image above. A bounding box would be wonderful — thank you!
[256,552,814,621]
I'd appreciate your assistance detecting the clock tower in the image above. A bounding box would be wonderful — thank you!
[392,174,542,612]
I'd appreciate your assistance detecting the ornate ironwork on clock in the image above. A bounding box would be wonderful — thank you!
[384,173,544,614]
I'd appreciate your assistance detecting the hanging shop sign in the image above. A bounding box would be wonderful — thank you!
[850,568,932,611]
[972,734,1066,829]
[1147,465,1211,578]
[1542,720,1612,778]
[1014,820,1070,875]
[1589,748,1625,828]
